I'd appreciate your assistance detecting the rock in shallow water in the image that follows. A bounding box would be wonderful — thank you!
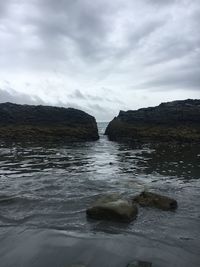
[105,99,200,142]
[86,194,138,222]
[0,102,99,142]
[133,191,177,211]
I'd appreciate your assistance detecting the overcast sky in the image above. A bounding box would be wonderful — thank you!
[0,0,199,120]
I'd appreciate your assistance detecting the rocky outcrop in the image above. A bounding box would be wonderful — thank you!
[105,99,200,142]
[133,191,177,211]
[0,102,99,142]
[86,194,138,223]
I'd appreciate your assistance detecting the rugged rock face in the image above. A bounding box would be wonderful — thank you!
[0,102,99,142]
[133,192,178,211]
[105,99,200,142]
[86,194,138,223]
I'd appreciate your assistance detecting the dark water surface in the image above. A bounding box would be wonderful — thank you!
[0,122,200,266]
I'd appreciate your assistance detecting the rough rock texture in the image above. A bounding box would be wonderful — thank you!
[105,99,200,142]
[86,194,138,222]
[0,102,99,142]
[133,192,177,211]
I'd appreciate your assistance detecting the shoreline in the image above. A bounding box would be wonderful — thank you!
[0,227,199,267]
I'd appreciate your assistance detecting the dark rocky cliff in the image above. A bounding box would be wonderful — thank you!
[0,102,99,142]
[105,99,200,142]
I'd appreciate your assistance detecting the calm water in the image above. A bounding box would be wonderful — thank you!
[0,123,200,253]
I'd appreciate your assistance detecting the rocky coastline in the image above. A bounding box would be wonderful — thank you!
[105,99,200,142]
[0,102,99,142]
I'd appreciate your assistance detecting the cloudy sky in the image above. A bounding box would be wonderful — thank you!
[0,0,199,120]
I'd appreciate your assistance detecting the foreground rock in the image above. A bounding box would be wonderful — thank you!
[86,194,138,222]
[105,99,200,142]
[0,102,99,142]
[133,192,178,211]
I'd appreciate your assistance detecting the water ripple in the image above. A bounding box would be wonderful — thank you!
[0,123,200,241]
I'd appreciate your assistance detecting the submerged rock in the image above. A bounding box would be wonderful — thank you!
[86,194,138,222]
[105,99,200,142]
[0,102,99,142]
[133,191,177,211]
[127,260,152,267]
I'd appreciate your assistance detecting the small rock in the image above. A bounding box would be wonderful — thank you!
[133,191,177,211]
[86,194,138,222]
[127,260,152,267]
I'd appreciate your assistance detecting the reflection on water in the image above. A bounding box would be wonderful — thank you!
[0,123,200,243]
[115,142,200,181]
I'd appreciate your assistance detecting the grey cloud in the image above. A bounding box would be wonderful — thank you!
[66,88,124,120]
[119,19,166,58]
[55,100,86,111]
[0,1,10,16]
[26,0,114,63]
[0,87,98,116]
[86,94,123,104]
[192,8,200,25]
[87,95,103,101]
[0,0,199,121]
[0,88,96,117]
[145,0,176,6]
[2,0,196,69]
[146,6,200,66]
[87,103,116,121]
[69,89,86,100]
[69,90,104,101]
[56,100,110,120]
[138,68,200,91]
[1,0,199,66]
[23,0,168,66]
[146,32,200,66]
[88,103,105,112]
[131,20,165,42]
[69,89,124,104]
[0,88,45,105]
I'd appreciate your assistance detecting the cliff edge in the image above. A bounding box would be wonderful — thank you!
[0,102,99,142]
[105,99,200,142]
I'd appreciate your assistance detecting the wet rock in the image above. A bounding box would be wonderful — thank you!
[86,194,138,222]
[127,260,152,267]
[105,99,200,142]
[133,191,177,211]
[0,102,99,142]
